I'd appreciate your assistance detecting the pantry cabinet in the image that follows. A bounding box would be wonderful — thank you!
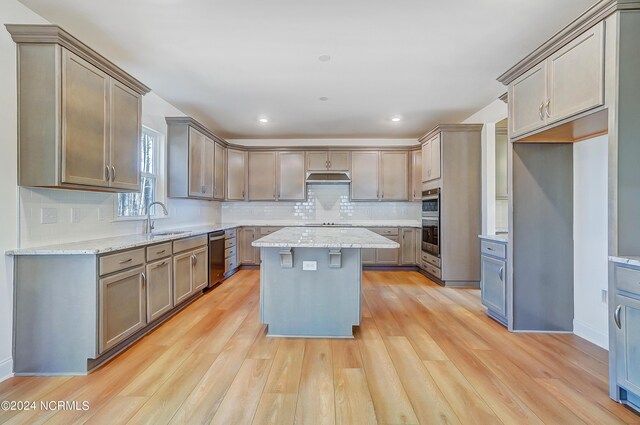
[8,25,150,193]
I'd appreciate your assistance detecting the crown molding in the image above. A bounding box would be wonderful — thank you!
[497,0,640,85]
[5,24,150,95]
[418,124,484,143]
[499,92,508,103]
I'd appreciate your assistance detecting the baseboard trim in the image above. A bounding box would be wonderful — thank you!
[0,357,13,382]
[573,319,608,350]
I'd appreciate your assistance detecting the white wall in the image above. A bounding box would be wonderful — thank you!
[0,0,49,382]
[573,135,609,348]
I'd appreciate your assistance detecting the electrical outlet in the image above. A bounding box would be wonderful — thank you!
[602,289,608,304]
[70,207,80,223]
[41,207,57,224]
[302,261,317,271]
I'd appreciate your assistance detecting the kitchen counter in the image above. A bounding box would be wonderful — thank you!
[7,220,417,255]
[478,233,509,243]
[252,227,400,249]
[609,256,640,268]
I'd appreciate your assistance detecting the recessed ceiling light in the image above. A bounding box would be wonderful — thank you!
[391,116,402,122]
[258,117,269,123]
[318,54,331,62]
[319,97,329,101]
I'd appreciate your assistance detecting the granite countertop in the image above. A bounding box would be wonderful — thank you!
[609,256,640,268]
[7,220,418,255]
[478,233,509,243]
[252,227,400,249]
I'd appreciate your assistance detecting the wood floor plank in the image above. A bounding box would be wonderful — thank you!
[263,339,305,394]
[331,339,363,369]
[82,395,147,425]
[293,340,335,425]
[252,393,298,425]
[334,368,378,425]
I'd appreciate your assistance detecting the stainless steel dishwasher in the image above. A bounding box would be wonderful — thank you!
[208,231,225,287]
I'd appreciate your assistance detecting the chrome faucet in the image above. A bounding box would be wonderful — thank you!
[145,201,168,234]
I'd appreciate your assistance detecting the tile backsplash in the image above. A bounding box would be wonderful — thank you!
[222,184,420,223]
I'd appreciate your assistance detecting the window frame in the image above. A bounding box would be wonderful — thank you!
[113,125,168,221]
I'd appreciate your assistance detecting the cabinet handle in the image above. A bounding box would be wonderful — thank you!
[157,249,166,254]
[487,247,495,251]
[111,166,116,181]
[118,258,133,264]
[325,160,329,169]
[153,261,166,268]
[141,272,146,287]
[539,103,544,120]
[381,192,384,199]
[242,190,245,198]
[105,166,110,182]
[328,161,331,168]
[614,305,622,329]
[545,100,551,118]
[499,266,504,281]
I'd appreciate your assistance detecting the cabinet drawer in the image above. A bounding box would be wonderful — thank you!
[370,227,399,236]
[225,245,237,259]
[99,248,145,276]
[225,228,237,239]
[225,256,238,273]
[481,240,506,259]
[423,262,441,280]
[173,235,207,254]
[422,251,441,268]
[225,237,237,249]
[146,242,173,262]
[615,265,640,296]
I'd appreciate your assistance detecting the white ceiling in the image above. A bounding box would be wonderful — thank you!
[19,0,596,139]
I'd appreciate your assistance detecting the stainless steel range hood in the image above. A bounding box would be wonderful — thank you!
[305,172,351,184]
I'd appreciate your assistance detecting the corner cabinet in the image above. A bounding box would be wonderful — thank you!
[7,25,150,192]
[351,151,409,201]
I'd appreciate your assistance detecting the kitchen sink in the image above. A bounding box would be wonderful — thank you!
[150,231,190,237]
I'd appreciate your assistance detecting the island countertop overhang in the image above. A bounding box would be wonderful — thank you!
[252,227,400,249]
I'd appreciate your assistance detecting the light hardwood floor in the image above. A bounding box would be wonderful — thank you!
[0,270,638,425]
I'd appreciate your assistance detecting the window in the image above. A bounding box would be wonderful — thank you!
[117,127,160,217]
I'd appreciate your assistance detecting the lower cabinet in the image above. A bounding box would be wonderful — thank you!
[173,246,208,306]
[146,258,173,323]
[400,228,416,265]
[614,293,640,396]
[99,266,146,353]
[239,227,261,265]
[377,235,400,265]
[480,255,507,320]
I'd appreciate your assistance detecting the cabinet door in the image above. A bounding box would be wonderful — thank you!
[248,152,277,200]
[509,62,547,137]
[411,150,422,200]
[214,142,226,199]
[480,255,506,317]
[495,128,509,199]
[227,149,246,200]
[188,128,206,197]
[380,151,408,200]
[547,22,604,124]
[329,151,350,171]
[192,247,209,292]
[99,267,146,353]
[429,134,441,181]
[376,236,399,265]
[306,151,329,171]
[400,228,416,265]
[109,80,141,191]
[278,151,306,200]
[173,251,193,305]
[61,50,109,187]
[415,229,422,266]
[240,227,258,264]
[615,294,640,395]
[203,137,215,199]
[146,259,173,323]
[351,151,379,200]
[362,248,376,265]
[421,142,431,183]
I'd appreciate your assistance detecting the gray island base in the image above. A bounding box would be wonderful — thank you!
[253,227,399,338]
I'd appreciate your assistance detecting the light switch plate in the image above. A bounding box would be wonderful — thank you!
[302,261,317,271]
[602,289,608,304]
[41,207,57,224]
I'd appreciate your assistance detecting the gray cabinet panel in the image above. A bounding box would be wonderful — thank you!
[193,247,209,291]
[109,80,141,191]
[99,267,146,353]
[61,50,110,188]
[495,128,508,199]
[173,251,193,305]
[376,235,399,265]
[430,134,441,181]
[481,255,507,318]
[411,150,422,200]
[329,151,350,171]
[380,151,408,200]
[615,294,640,395]
[277,152,305,200]
[351,151,379,200]
[248,152,277,200]
[362,248,376,265]
[509,62,547,137]
[306,151,329,170]
[214,142,226,200]
[401,228,416,265]
[188,128,206,197]
[203,137,215,199]
[240,227,260,265]
[421,142,430,183]
[146,259,173,323]
[226,149,246,200]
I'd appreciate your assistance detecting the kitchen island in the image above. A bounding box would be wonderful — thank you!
[252,227,399,338]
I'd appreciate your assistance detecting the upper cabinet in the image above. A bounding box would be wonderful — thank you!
[351,151,409,201]
[277,152,306,201]
[227,149,246,201]
[248,151,305,201]
[166,117,225,201]
[508,22,604,139]
[248,152,277,201]
[411,149,422,201]
[7,25,150,193]
[421,134,441,182]
[306,151,351,171]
